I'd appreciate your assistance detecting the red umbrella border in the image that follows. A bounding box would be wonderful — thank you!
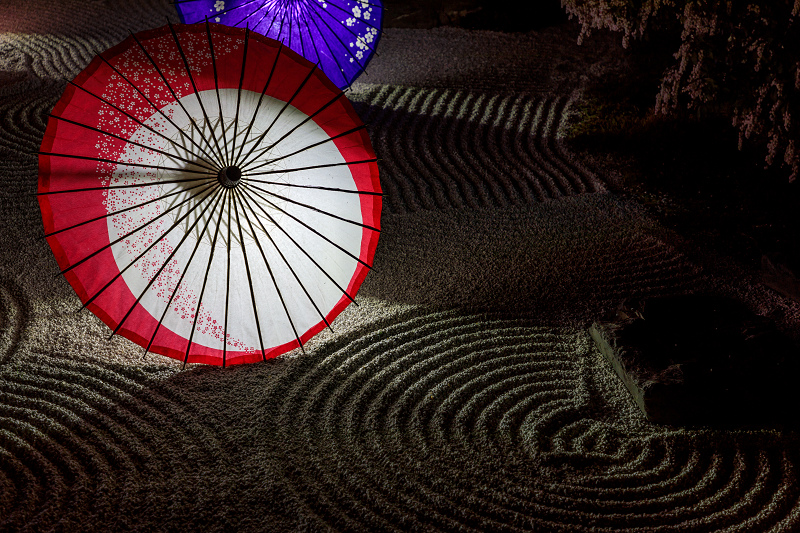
[37,22,382,365]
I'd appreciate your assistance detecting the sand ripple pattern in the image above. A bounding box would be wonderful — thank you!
[0,0,175,84]
[0,92,56,160]
[363,196,705,319]
[260,310,800,532]
[0,280,26,367]
[0,358,225,531]
[350,85,603,214]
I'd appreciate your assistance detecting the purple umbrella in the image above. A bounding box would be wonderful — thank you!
[174,0,382,89]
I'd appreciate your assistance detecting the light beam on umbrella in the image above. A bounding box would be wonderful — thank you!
[37,22,381,367]
[173,0,382,89]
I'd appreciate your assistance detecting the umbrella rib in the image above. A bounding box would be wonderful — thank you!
[245,178,379,233]
[234,189,307,356]
[173,0,382,13]
[286,8,295,56]
[229,0,270,27]
[129,32,221,165]
[273,4,290,44]
[193,0,261,18]
[239,90,345,168]
[230,189,268,361]
[59,182,217,277]
[229,26,251,168]
[244,123,367,173]
[308,2,378,65]
[229,0,281,40]
[313,1,381,47]
[65,78,217,170]
[241,182,375,271]
[183,188,229,367]
[229,7,259,29]
[204,18,230,165]
[143,190,226,358]
[301,7,349,88]
[238,185,358,305]
[79,183,218,310]
[246,178,382,196]
[246,158,378,179]
[236,62,319,170]
[37,151,215,175]
[38,177,212,196]
[110,188,224,338]
[232,41,284,166]
[46,113,218,173]
[295,6,315,66]
[92,52,219,167]
[222,190,233,367]
[236,188,332,333]
[306,9,367,71]
[45,180,212,239]
[242,1,281,39]
[336,0,384,11]
[168,21,228,165]
[319,0,382,34]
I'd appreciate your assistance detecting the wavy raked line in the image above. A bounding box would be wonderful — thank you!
[257,310,800,532]
[0,2,175,82]
[0,93,55,158]
[0,280,26,367]
[349,85,603,214]
[0,0,174,155]
[0,357,225,530]
[0,0,174,80]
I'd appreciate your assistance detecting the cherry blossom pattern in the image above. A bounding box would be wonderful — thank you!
[175,0,383,89]
[38,23,381,366]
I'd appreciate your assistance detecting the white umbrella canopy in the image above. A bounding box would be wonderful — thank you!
[38,22,381,366]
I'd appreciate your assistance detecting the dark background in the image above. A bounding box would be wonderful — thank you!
[383,0,567,31]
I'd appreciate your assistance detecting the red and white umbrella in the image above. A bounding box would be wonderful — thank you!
[38,22,381,366]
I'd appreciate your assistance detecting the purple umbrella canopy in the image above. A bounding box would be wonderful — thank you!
[174,0,382,89]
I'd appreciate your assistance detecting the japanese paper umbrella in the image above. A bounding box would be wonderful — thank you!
[37,22,381,366]
[174,0,382,89]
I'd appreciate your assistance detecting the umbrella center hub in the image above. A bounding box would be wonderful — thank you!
[217,166,242,188]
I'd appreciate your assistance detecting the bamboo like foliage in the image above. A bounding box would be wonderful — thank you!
[562,0,800,181]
